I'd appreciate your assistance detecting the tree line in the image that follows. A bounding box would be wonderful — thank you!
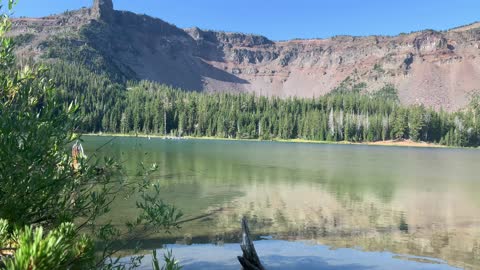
[48,61,480,147]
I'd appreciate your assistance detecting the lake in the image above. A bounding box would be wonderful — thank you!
[82,136,480,269]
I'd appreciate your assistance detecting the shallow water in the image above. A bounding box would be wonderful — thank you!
[134,240,460,270]
[83,136,480,269]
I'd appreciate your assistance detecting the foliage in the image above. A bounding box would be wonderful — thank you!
[7,0,478,148]
[0,2,183,269]
[373,63,385,73]
[19,4,477,148]
[0,220,94,270]
[40,20,135,83]
[44,61,480,147]
[152,250,182,270]
[12,33,34,46]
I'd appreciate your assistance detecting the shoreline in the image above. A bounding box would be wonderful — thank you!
[81,133,464,149]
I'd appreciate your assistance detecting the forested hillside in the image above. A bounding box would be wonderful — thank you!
[48,61,480,147]
[10,0,480,111]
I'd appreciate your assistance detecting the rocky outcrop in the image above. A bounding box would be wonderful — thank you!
[92,0,114,21]
[8,1,480,111]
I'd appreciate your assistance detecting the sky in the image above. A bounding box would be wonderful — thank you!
[12,0,480,41]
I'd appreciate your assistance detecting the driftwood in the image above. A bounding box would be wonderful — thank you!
[237,217,266,270]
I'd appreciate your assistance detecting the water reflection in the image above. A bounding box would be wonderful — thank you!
[132,240,460,270]
[83,136,480,269]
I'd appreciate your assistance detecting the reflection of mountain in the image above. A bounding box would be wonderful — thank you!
[84,137,480,269]
[208,182,480,269]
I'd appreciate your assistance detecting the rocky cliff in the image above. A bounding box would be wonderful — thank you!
[9,0,480,110]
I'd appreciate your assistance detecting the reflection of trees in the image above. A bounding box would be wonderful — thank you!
[399,213,409,233]
[83,137,480,268]
[210,181,480,269]
[322,167,397,205]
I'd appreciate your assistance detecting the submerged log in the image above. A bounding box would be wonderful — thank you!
[238,217,266,270]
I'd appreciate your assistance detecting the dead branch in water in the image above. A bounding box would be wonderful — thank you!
[238,217,266,270]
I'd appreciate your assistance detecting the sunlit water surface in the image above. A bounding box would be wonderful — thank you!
[83,136,480,269]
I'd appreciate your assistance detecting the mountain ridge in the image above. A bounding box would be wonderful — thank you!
[9,0,480,111]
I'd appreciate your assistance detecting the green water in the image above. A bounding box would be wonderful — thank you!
[82,136,480,269]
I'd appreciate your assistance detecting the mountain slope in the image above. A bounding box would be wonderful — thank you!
[10,0,480,111]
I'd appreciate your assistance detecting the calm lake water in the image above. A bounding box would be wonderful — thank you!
[83,136,480,269]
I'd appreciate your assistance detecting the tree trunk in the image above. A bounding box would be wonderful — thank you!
[237,217,266,270]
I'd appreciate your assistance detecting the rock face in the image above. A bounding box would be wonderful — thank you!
[92,0,114,21]
[9,1,480,111]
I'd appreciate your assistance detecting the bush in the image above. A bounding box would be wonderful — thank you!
[0,2,183,269]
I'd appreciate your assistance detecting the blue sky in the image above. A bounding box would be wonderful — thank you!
[13,0,480,41]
